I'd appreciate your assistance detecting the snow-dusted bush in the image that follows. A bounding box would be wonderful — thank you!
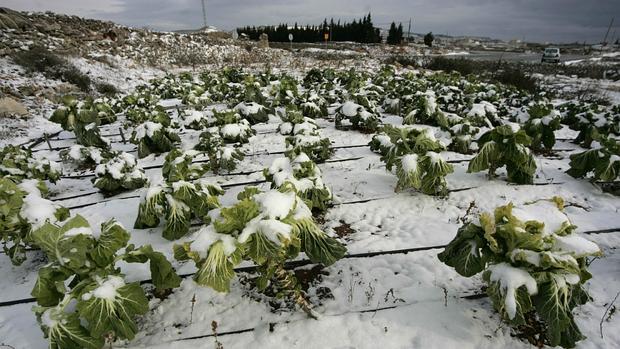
[134,179,223,240]
[234,101,269,125]
[264,153,333,213]
[438,199,600,348]
[0,145,62,183]
[566,136,620,181]
[31,216,181,348]
[174,187,346,317]
[94,152,148,195]
[334,101,380,133]
[0,178,69,265]
[131,121,181,158]
[468,124,537,184]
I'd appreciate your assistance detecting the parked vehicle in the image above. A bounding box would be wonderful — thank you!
[541,47,561,63]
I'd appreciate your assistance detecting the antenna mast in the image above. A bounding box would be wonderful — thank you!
[201,0,207,28]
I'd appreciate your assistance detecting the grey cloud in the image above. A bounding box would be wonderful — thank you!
[3,0,620,43]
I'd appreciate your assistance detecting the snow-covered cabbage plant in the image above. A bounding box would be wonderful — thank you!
[334,101,380,133]
[299,92,328,119]
[561,102,619,148]
[264,153,333,213]
[194,131,245,173]
[468,124,537,184]
[277,107,333,163]
[234,101,269,125]
[277,106,309,135]
[131,121,181,158]
[180,109,212,130]
[520,103,562,152]
[447,122,479,154]
[0,178,69,265]
[401,91,448,127]
[93,152,148,195]
[0,145,62,183]
[50,96,110,149]
[268,74,300,107]
[31,216,181,349]
[173,187,346,317]
[125,105,171,127]
[134,179,224,240]
[438,199,601,348]
[60,145,108,169]
[50,95,116,129]
[285,134,333,164]
[465,101,500,128]
[566,136,620,182]
[212,110,255,144]
[162,148,209,182]
[370,125,453,195]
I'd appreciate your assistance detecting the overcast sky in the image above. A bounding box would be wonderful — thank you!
[4,0,620,43]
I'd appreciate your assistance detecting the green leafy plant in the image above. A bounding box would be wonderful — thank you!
[371,125,453,195]
[447,122,479,154]
[31,216,181,348]
[566,136,620,181]
[401,91,450,128]
[131,121,181,158]
[264,153,333,213]
[50,96,116,128]
[193,131,245,174]
[521,103,562,152]
[467,124,537,184]
[60,145,108,169]
[335,101,380,133]
[134,179,223,240]
[234,102,269,125]
[560,102,618,148]
[174,187,346,317]
[0,178,69,265]
[181,109,211,130]
[0,145,62,183]
[93,152,148,195]
[126,105,171,127]
[438,199,601,348]
[49,96,113,149]
[162,148,210,182]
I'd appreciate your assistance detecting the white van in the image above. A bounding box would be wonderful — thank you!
[541,47,561,63]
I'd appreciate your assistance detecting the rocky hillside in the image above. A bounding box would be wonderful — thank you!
[0,7,287,67]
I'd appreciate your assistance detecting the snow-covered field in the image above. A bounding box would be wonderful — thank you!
[0,60,619,349]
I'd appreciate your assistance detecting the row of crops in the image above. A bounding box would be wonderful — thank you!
[1,66,618,348]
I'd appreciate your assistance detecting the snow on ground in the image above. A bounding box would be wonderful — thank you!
[1,66,619,349]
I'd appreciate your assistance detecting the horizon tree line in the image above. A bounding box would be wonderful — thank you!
[237,13,381,43]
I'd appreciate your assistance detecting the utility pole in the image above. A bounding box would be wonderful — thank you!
[602,17,614,46]
[407,18,412,42]
[201,0,207,28]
